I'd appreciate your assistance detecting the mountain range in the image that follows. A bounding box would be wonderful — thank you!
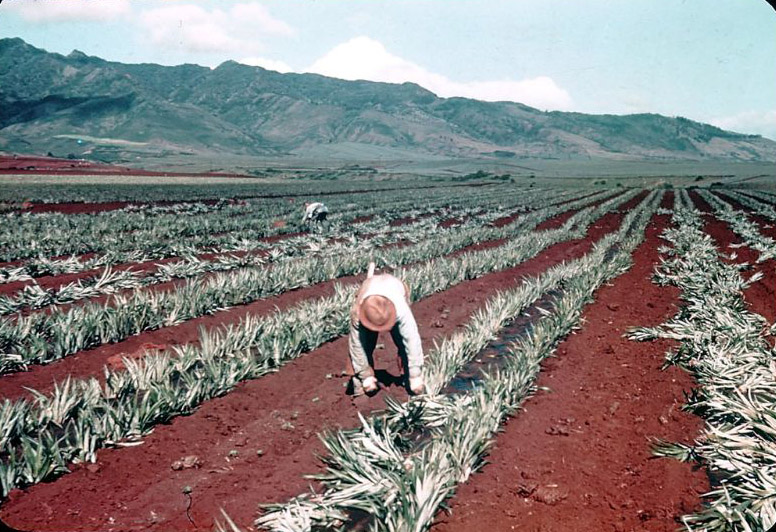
[1,37,775,164]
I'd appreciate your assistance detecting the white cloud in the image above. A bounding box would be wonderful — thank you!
[138,2,294,55]
[307,36,573,110]
[711,110,776,141]
[229,3,295,37]
[238,56,293,73]
[6,0,131,22]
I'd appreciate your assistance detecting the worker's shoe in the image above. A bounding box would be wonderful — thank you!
[408,367,425,395]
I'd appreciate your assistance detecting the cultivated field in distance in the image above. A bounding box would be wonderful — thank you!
[1,165,776,532]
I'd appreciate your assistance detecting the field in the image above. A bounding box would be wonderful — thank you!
[1,171,776,532]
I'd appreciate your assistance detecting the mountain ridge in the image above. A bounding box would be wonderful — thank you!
[1,37,774,164]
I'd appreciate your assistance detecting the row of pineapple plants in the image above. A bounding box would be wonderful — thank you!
[2,182,523,262]
[0,189,631,374]
[628,189,776,531]
[252,190,661,531]
[0,218,458,316]
[0,189,643,496]
[0,177,468,206]
[719,189,776,225]
[4,194,288,262]
[0,188,611,315]
[0,188,625,373]
[0,183,554,281]
[730,188,776,208]
[697,189,776,262]
[18,181,554,260]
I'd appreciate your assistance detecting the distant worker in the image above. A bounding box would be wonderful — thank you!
[349,263,425,396]
[303,201,328,227]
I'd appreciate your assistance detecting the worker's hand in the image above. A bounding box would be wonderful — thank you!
[409,375,425,395]
[362,376,378,394]
[408,368,425,395]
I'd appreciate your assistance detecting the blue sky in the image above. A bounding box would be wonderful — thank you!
[2,0,775,139]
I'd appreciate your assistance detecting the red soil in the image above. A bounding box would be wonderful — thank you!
[534,190,634,232]
[490,211,525,228]
[487,192,601,229]
[487,191,603,230]
[0,155,247,179]
[389,211,437,227]
[0,194,640,532]
[534,206,580,231]
[433,208,708,532]
[0,271,358,401]
[0,155,136,176]
[438,217,465,228]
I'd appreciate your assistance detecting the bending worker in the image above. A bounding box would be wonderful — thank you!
[349,263,425,396]
[303,201,328,225]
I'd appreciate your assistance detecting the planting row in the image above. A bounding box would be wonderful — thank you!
[0,177,494,205]
[0,198,524,315]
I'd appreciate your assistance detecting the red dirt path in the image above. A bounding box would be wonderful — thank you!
[0,154,273,181]
[0,195,643,531]
[433,200,709,532]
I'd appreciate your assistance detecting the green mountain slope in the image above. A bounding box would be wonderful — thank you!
[2,37,774,163]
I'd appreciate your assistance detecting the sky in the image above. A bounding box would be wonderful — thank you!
[1,0,775,139]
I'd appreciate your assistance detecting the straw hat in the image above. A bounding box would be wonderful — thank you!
[359,295,397,332]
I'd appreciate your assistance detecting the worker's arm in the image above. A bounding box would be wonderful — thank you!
[394,301,423,371]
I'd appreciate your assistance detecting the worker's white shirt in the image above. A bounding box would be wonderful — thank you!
[304,202,326,220]
[349,274,423,379]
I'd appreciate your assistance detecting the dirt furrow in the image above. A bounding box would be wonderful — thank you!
[0,199,635,532]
